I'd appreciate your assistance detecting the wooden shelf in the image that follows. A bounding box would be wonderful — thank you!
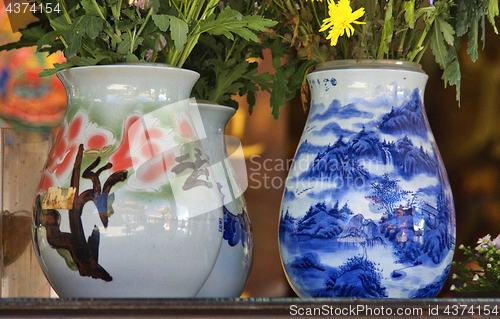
[1,298,499,318]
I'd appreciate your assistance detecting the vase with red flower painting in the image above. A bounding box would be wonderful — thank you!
[31,64,224,298]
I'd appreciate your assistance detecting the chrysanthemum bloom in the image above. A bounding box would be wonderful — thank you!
[319,0,365,46]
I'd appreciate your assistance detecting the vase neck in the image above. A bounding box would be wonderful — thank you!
[313,60,425,74]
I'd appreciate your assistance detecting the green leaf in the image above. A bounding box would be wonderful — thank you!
[467,16,479,61]
[39,61,76,77]
[377,0,394,59]
[117,33,132,55]
[270,66,291,120]
[377,18,394,58]
[199,6,276,43]
[150,0,160,14]
[152,15,171,32]
[288,60,315,96]
[152,14,189,53]
[269,59,302,120]
[455,0,470,37]
[430,23,448,68]
[69,55,107,66]
[50,14,71,32]
[82,16,105,39]
[126,52,140,62]
[404,0,416,29]
[81,0,104,17]
[486,0,499,33]
[168,16,189,51]
[209,60,247,104]
[441,47,461,102]
[18,25,48,42]
[65,29,83,58]
[36,30,66,52]
[266,35,287,70]
[39,55,110,77]
[437,16,455,46]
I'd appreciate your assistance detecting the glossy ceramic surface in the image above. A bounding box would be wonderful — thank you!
[279,60,456,298]
[32,65,223,298]
[194,103,253,298]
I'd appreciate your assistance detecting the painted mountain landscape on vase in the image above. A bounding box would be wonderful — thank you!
[280,88,455,298]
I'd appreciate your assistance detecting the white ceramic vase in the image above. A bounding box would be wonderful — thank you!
[194,102,253,298]
[32,65,223,298]
[279,60,455,298]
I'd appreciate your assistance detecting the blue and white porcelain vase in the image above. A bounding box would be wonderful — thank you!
[194,102,253,297]
[279,60,456,298]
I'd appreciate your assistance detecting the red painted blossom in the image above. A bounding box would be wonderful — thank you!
[109,113,179,189]
[176,112,196,140]
[38,111,115,191]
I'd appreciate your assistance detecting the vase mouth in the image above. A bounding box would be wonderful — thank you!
[192,100,236,114]
[56,63,199,77]
[313,59,425,73]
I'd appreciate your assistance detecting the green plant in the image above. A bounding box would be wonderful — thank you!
[260,0,499,119]
[183,0,274,110]
[452,234,500,294]
[0,0,276,76]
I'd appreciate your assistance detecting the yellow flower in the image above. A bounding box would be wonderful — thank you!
[319,0,365,46]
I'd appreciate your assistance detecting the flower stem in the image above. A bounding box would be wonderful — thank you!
[58,0,72,25]
[136,7,154,39]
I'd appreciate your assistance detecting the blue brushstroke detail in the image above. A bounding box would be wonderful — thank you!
[294,140,325,158]
[310,100,373,122]
[312,122,354,137]
[223,205,250,247]
[298,128,439,187]
[378,89,428,138]
[291,253,326,271]
[409,265,451,298]
[314,256,388,298]
[217,183,251,247]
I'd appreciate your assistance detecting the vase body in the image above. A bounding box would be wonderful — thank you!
[279,60,455,298]
[32,65,223,298]
[194,103,253,298]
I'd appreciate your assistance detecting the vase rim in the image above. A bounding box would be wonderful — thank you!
[56,63,199,76]
[192,100,236,114]
[313,59,425,73]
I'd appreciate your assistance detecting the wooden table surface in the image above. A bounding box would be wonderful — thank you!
[0,298,499,318]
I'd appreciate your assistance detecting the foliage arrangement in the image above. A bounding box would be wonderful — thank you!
[260,0,500,119]
[0,0,276,106]
[451,234,500,294]
[183,0,274,110]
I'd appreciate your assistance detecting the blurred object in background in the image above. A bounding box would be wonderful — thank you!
[0,1,62,297]
[0,128,55,297]
[0,1,66,131]
[229,49,294,298]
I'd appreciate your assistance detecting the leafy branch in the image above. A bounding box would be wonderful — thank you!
[0,0,276,75]
[184,0,275,110]
[260,0,499,118]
